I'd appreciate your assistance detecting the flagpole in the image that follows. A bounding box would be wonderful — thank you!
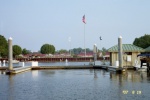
[82,15,86,61]
[84,23,86,59]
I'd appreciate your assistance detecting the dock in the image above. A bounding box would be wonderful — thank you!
[1,65,125,74]
[1,65,93,74]
[32,65,93,70]
[0,67,8,70]
[0,66,21,70]
[93,65,125,72]
[5,66,32,74]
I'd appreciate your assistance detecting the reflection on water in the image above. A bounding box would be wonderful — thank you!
[0,69,150,100]
[94,69,98,78]
[110,71,150,83]
[0,71,6,75]
[32,70,38,78]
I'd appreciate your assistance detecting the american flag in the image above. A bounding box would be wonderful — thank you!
[82,15,86,24]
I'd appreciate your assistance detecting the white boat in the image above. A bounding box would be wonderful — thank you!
[134,58,147,72]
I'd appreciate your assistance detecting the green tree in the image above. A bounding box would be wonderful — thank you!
[13,45,22,58]
[50,45,55,54]
[58,49,68,54]
[101,47,107,56]
[0,35,8,58]
[98,47,107,56]
[40,44,55,54]
[86,48,92,52]
[72,47,82,54]
[71,47,92,55]
[133,34,150,48]
[22,48,30,55]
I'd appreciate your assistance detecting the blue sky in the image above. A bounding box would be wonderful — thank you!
[0,0,150,51]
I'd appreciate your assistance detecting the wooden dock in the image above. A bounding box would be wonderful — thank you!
[0,67,8,70]
[0,64,125,74]
[32,65,93,70]
[5,66,32,74]
[93,65,125,72]
[0,66,21,70]
[1,65,93,74]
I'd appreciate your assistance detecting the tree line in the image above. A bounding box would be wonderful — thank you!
[56,48,93,54]
[0,35,55,58]
[1,34,149,58]
[0,34,106,58]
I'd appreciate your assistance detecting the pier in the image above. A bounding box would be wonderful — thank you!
[93,65,125,72]
[1,65,93,74]
[5,66,32,74]
[0,64,126,74]
[32,65,93,70]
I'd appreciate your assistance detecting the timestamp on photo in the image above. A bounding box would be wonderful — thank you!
[122,90,142,95]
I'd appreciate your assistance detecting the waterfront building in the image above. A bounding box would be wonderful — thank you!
[108,44,144,68]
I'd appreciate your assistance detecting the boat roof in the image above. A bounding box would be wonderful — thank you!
[137,54,150,57]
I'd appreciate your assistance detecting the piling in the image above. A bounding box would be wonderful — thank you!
[93,44,97,62]
[118,36,123,68]
[8,37,13,70]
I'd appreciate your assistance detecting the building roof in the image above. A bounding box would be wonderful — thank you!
[108,44,144,52]
[145,46,150,52]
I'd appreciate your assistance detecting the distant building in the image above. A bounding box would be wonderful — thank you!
[77,52,93,57]
[23,52,47,58]
[53,53,71,58]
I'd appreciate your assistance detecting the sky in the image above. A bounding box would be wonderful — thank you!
[0,0,150,52]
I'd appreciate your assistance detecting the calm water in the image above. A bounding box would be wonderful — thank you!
[0,69,150,100]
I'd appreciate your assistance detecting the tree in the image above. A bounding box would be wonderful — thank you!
[72,47,82,54]
[50,45,55,54]
[40,44,55,54]
[133,34,150,48]
[86,48,92,52]
[13,45,22,58]
[22,48,30,55]
[58,49,68,54]
[0,35,8,58]
[101,47,107,56]
[98,47,107,56]
[71,47,92,55]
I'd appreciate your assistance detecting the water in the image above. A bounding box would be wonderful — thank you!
[0,69,150,100]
